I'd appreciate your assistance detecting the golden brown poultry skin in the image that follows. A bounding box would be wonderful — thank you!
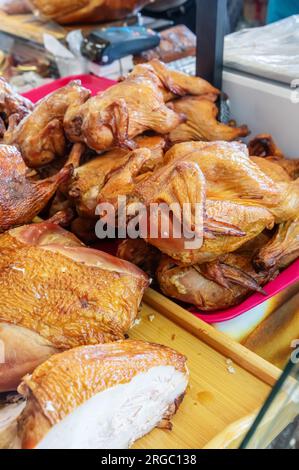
[164,141,282,206]
[254,217,299,271]
[5,81,90,167]
[18,340,187,449]
[248,133,299,180]
[157,252,276,311]
[0,220,149,392]
[0,221,149,350]
[129,59,220,102]
[0,77,33,138]
[64,73,182,153]
[130,143,275,264]
[31,0,152,24]
[0,144,72,233]
[69,136,165,219]
[168,97,249,143]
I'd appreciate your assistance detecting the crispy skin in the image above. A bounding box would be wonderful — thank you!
[117,238,161,278]
[250,156,292,183]
[248,134,284,158]
[0,145,72,232]
[18,340,187,449]
[0,77,33,139]
[5,81,90,167]
[255,217,299,270]
[0,222,149,350]
[64,73,182,152]
[31,0,151,24]
[164,141,282,206]
[130,59,219,102]
[69,136,165,218]
[130,142,275,264]
[168,97,249,143]
[157,252,275,311]
[248,134,299,180]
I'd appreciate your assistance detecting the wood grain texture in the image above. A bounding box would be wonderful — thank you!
[144,289,281,386]
[130,301,272,449]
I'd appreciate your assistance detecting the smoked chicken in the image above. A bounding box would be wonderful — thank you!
[168,97,249,143]
[64,72,182,153]
[249,134,299,180]
[157,251,276,311]
[31,0,152,25]
[130,142,275,264]
[117,238,161,278]
[16,340,188,449]
[5,81,90,167]
[0,144,73,233]
[254,217,299,271]
[0,220,149,392]
[0,78,33,139]
[69,135,166,219]
[164,141,282,206]
[129,59,220,102]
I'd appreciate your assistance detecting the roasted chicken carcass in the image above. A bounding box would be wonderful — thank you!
[31,0,152,24]
[0,220,149,391]
[69,136,166,219]
[157,251,276,311]
[164,141,282,206]
[129,59,219,102]
[5,81,90,167]
[0,144,73,233]
[0,78,33,139]
[64,72,182,153]
[249,134,299,180]
[129,143,275,264]
[168,97,249,143]
[254,217,299,271]
[16,340,188,449]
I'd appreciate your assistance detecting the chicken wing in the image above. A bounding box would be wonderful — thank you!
[157,252,276,311]
[0,220,149,391]
[64,72,182,152]
[17,340,188,449]
[129,146,275,264]
[168,97,249,143]
[249,134,299,180]
[164,141,281,206]
[5,81,90,167]
[248,134,284,158]
[0,144,73,232]
[254,217,299,270]
[69,136,165,219]
[130,59,219,102]
[0,77,33,139]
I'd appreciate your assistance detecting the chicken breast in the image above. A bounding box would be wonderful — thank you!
[0,220,149,392]
[17,340,188,449]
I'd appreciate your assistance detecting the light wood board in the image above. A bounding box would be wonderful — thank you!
[129,291,283,449]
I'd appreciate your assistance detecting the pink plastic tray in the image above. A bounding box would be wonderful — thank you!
[23,74,299,324]
[23,74,115,102]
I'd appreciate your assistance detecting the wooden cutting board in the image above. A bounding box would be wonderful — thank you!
[129,289,288,449]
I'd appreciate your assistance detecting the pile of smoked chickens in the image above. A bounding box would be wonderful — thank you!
[0,59,299,449]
